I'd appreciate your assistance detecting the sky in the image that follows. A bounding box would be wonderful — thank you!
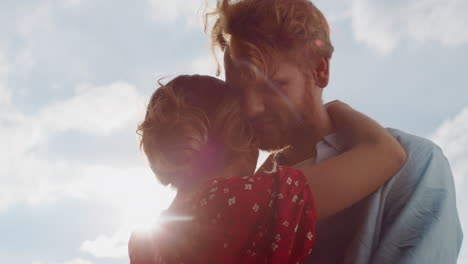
[0,0,467,263]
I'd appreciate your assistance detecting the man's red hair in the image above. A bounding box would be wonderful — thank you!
[207,0,334,76]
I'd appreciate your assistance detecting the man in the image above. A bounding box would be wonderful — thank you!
[208,0,463,263]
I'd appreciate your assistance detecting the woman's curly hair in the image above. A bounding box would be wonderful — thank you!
[137,75,256,189]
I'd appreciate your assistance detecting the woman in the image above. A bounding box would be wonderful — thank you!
[129,75,406,264]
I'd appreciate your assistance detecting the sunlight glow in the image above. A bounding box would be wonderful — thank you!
[81,165,178,234]
[119,176,176,232]
[81,169,182,258]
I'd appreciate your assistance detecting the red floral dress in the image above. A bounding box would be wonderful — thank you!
[128,166,316,264]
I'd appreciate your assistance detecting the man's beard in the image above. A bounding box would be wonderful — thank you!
[250,91,316,152]
[252,114,302,152]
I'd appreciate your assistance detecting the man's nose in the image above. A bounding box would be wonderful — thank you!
[244,90,265,119]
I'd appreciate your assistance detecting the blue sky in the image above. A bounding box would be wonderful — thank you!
[0,0,467,263]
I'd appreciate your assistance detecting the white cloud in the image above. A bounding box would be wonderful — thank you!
[0,78,176,261]
[189,54,223,78]
[0,52,12,105]
[32,258,93,264]
[431,106,468,264]
[146,0,216,28]
[0,78,175,260]
[146,0,201,25]
[0,151,174,256]
[0,80,149,212]
[0,80,144,162]
[80,229,130,258]
[14,1,90,80]
[63,259,93,264]
[39,81,144,136]
[16,2,56,38]
[351,0,468,55]
[59,0,85,8]
[14,48,35,74]
[431,107,468,193]
[326,9,352,23]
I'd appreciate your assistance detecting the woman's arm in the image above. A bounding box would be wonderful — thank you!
[294,101,406,221]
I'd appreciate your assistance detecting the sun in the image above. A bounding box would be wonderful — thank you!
[115,168,176,233]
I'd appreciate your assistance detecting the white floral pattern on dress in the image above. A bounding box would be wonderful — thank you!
[283,221,289,227]
[252,203,260,212]
[307,232,314,240]
[286,177,292,185]
[200,198,207,207]
[245,184,253,190]
[228,197,236,206]
[275,234,281,241]
[271,243,278,251]
[292,195,298,203]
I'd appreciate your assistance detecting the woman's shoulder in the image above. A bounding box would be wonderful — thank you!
[128,229,158,263]
[256,165,307,184]
[193,166,309,208]
[204,166,305,185]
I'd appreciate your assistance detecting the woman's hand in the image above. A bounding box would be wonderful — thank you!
[325,100,400,151]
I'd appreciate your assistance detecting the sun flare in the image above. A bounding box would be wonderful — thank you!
[116,170,176,233]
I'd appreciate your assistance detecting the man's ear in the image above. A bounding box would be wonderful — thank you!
[314,57,330,88]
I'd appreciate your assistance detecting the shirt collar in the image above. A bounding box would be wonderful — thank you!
[274,133,345,166]
[319,133,343,151]
[315,133,346,163]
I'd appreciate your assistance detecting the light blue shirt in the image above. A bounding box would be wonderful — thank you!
[303,128,463,264]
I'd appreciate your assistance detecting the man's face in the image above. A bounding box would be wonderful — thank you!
[225,49,324,151]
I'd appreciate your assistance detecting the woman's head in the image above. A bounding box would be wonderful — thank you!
[137,75,257,189]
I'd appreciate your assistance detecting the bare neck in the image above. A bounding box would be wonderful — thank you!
[281,108,334,166]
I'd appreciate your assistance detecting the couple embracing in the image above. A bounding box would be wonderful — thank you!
[129,0,463,263]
